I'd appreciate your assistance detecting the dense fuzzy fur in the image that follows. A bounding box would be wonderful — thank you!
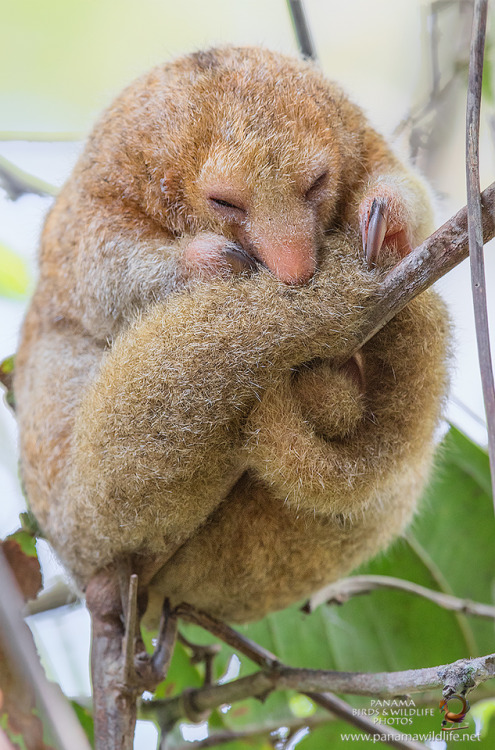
[14,47,449,624]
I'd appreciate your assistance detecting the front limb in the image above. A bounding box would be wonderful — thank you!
[245,291,449,517]
[62,240,377,583]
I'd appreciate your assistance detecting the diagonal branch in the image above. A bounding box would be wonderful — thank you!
[286,0,317,60]
[0,154,57,200]
[304,574,495,619]
[0,548,91,750]
[342,179,495,363]
[164,604,432,750]
[154,615,495,735]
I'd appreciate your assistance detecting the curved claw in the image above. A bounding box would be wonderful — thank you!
[223,245,259,274]
[362,198,388,268]
[339,350,365,394]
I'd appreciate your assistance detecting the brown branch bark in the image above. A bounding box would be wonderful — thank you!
[341,179,495,363]
[466,0,495,507]
[172,605,428,750]
[24,580,79,616]
[87,573,178,750]
[154,641,495,732]
[304,574,495,619]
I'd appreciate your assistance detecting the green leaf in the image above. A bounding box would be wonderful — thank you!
[156,427,495,747]
[201,426,494,741]
[70,702,94,748]
[153,640,203,699]
[6,529,38,558]
[410,426,495,656]
[472,698,495,738]
[0,242,30,298]
[19,510,43,538]
[0,355,15,410]
[289,695,316,719]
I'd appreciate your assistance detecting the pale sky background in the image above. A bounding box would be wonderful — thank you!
[0,1,493,747]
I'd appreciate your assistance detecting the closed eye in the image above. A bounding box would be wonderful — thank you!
[305,171,329,200]
[210,197,239,209]
[209,196,246,216]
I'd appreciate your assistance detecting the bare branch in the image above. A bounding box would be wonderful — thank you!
[304,574,495,619]
[286,0,317,60]
[0,154,57,200]
[24,580,79,616]
[167,713,332,750]
[465,0,495,507]
[153,647,495,732]
[86,567,142,750]
[150,599,178,683]
[0,131,83,142]
[343,179,495,362]
[0,548,91,750]
[174,605,428,750]
[177,603,280,670]
[394,1,472,167]
[122,573,139,683]
[177,631,221,686]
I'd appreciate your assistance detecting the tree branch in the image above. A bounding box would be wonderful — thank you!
[152,646,495,731]
[166,713,332,750]
[343,179,495,362]
[0,548,91,750]
[304,574,495,619]
[0,154,58,200]
[465,0,495,507]
[24,580,79,616]
[286,0,317,60]
[167,605,428,749]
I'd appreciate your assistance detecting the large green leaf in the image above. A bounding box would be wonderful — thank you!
[156,427,495,746]
[410,426,495,656]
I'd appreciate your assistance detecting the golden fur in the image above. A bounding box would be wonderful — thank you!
[14,47,449,624]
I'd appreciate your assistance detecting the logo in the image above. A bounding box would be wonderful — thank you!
[439,694,470,731]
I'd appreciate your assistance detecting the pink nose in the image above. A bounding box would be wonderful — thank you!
[257,240,316,285]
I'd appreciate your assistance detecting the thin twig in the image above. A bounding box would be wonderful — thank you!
[341,180,495,363]
[0,548,91,750]
[151,647,495,730]
[122,573,139,683]
[286,0,317,60]
[0,131,83,142]
[304,574,495,619]
[177,631,221,686]
[150,599,178,682]
[466,0,495,508]
[167,713,332,750]
[0,154,57,200]
[177,603,279,669]
[24,580,79,616]
[176,605,426,750]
